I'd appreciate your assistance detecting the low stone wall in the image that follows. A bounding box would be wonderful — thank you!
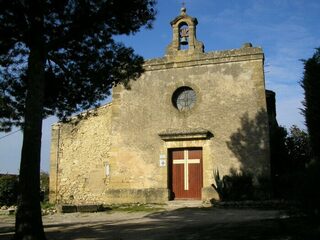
[57,204,103,213]
[0,205,16,215]
[103,188,170,204]
[0,205,57,215]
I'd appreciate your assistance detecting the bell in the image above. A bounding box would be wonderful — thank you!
[180,37,188,45]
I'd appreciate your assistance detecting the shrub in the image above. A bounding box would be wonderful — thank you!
[0,174,18,206]
[213,169,255,201]
[254,174,272,200]
[298,161,320,218]
[213,168,272,201]
[40,171,49,202]
[212,169,226,200]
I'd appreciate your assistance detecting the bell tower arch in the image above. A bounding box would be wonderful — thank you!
[166,7,204,55]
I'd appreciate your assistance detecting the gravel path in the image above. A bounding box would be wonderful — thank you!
[0,207,319,240]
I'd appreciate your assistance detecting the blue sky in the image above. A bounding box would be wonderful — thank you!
[1,0,320,174]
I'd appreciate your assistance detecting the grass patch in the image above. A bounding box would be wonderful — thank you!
[41,201,55,209]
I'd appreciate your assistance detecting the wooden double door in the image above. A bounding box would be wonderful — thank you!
[169,148,203,200]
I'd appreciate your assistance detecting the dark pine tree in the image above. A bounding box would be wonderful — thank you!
[0,1,156,239]
[301,48,320,162]
[300,48,320,217]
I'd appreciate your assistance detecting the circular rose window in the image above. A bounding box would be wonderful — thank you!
[172,86,196,111]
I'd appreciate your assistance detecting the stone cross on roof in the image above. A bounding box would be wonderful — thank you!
[181,2,187,15]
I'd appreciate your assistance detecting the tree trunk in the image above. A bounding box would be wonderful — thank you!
[14,4,47,239]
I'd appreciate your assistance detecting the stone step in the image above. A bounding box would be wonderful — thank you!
[165,200,210,209]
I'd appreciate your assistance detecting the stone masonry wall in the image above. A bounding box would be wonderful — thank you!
[49,104,112,204]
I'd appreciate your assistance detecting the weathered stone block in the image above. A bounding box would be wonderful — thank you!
[104,188,170,204]
[58,205,77,213]
[77,205,103,212]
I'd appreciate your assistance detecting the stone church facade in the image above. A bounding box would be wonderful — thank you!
[49,8,272,204]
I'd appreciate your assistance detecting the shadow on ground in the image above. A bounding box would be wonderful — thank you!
[1,208,320,240]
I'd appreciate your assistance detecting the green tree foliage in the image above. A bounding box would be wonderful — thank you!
[269,125,288,194]
[273,126,311,199]
[212,168,272,201]
[300,48,320,217]
[0,0,156,130]
[40,172,49,202]
[268,123,312,200]
[0,174,19,206]
[213,169,254,201]
[300,48,320,161]
[285,125,311,170]
[0,1,156,239]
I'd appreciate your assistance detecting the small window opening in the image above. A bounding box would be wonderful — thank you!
[179,22,189,50]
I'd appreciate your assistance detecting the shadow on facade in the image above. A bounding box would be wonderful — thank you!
[226,109,270,176]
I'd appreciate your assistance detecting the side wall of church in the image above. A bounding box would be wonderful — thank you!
[49,104,112,204]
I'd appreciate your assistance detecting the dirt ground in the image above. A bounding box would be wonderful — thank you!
[0,207,320,240]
